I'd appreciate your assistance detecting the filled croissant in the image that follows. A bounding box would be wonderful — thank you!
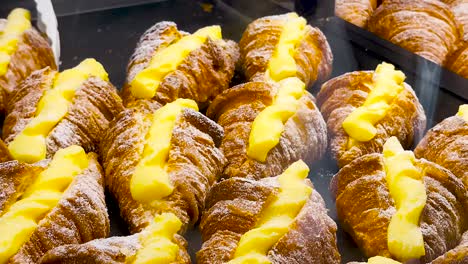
[0,145,109,264]
[2,58,124,163]
[0,8,56,113]
[415,104,467,187]
[121,21,239,108]
[207,78,327,180]
[368,0,460,65]
[335,0,378,28]
[239,12,332,86]
[197,160,341,264]
[317,62,426,168]
[332,137,468,263]
[446,41,468,79]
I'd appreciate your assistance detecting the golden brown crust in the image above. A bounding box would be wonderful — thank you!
[431,231,468,264]
[207,81,327,180]
[2,67,124,158]
[121,21,239,108]
[335,0,378,28]
[446,41,468,79]
[415,115,468,187]
[100,106,225,234]
[0,139,12,163]
[39,232,191,264]
[0,153,109,263]
[332,154,468,262]
[317,71,426,168]
[239,14,332,86]
[197,177,341,264]
[0,19,56,113]
[368,0,461,65]
[443,0,468,41]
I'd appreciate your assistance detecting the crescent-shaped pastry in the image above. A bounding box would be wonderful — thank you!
[207,79,327,180]
[331,137,468,263]
[0,146,109,264]
[415,105,468,187]
[2,59,124,163]
[368,0,460,65]
[121,21,239,108]
[335,0,378,28]
[197,160,340,264]
[239,12,332,86]
[317,63,426,168]
[100,99,225,233]
[0,8,56,113]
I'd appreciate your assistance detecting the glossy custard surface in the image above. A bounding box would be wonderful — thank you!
[130,99,198,203]
[228,160,312,263]
[0,145,88,263]
[0,8,31,76]
[457,104,468,122]
[266,12,306,82]
[343,63,405,145]
[247,77,305,162]
[130,26,222,99]
[383,137,426,261]
[133,213,182,264]
[8,59,108,163]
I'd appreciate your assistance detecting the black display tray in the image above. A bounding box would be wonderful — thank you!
[1,0,467,263]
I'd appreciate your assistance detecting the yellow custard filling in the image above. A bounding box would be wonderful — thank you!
[0,145,88,263]
[0,8,31,76]
[8,59,108,163]
[130,25,222,99]
[247,77,305,162]
[383,137,426,261]
[368,256,401,264]
[228,160,312,264]
[343,63,405,146]
[265,12,306,82]
[133,213,182,264]
[130,99,198,203]
[457,104,468,122]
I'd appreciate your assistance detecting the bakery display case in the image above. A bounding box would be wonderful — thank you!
[0,0,466,263]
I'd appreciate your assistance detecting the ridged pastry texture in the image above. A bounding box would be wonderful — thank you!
[2,67,124,158]
[446,41,468,79]
[368,0,460,65]
[0,18,56,113]
[197,176,341,263]
[100,104,225,234]
[239,13,332,86]
[431,231,468,263]
[207,81,327,180]
[40,225,191,264]
[415,112,468,187]
[0,153,109,264]
[331,153,468,262]
[442,0,468,41]
[317,71,426,168]
[121,21,239,108]
[335,0,378,28]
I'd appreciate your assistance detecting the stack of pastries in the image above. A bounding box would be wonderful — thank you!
[336,0,468,79]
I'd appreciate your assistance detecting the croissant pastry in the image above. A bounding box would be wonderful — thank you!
[431,231,468,264]
[415,105,468,187]
[197,160,341,264]
[331,137,468,263]
[2,58,124,164]
[368,0,460,65]
[0,139,12,163]
[207,78,327,180]
[100,98,225,234]
[40,212,191,264]
[317,62,426,168]
[445,41,468,79]
[441,0,468,41]
[121,21,239,108]
[0,145,109,264]
[335,0,378,28]
[0,8,56,113]
[239,12,332,86]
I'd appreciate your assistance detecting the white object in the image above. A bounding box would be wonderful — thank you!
[34,0,60,67]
